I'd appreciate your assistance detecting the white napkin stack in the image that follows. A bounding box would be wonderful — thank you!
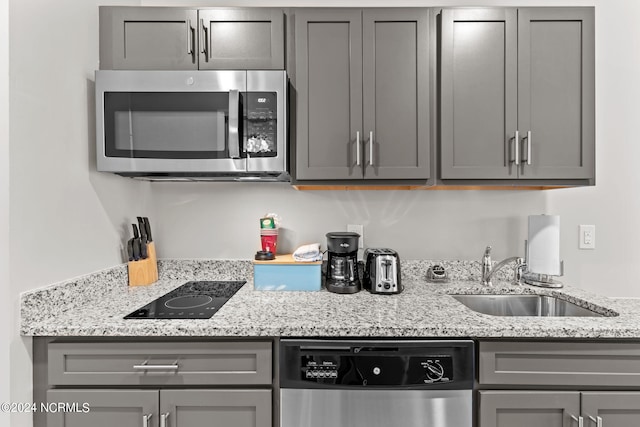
[292,243,323,262]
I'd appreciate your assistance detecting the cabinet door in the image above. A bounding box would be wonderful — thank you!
[440,9,518,179]
[362,9,430,180]
[582,392,640,427]
[46,389,158,427]
[479,390,580,427]
[160,389,271,427]
[99,7,198,70]
[294,9,363,180]
[198,9,284,70]
[517,8,595,179]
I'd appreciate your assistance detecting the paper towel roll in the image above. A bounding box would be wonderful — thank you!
[527,215,561,276]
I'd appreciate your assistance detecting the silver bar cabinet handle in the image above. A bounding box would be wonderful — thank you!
[512,130,520,165]
[199,19,204,53]
[160,412,170,427]
[369,131,374,166]
[142,413,152,427]
[526,130,532,165]
[186,20,193,54]
[133,363,179,371]
[571,415,584,427]
[200,19,208,61]
[356,131,361,166]
[228,89,241,159]
[588,416,603,427]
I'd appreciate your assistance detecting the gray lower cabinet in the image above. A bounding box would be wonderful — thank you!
[479,390,580,427]
[46,389,271,427]
[161,389,271,427]
[440,7,594,182]
[581,392,640,426]
[293,8,430,181]
[479,342,640,427]
[99,7,284,70]
[480,391,640,427]
[41,340,273,427]
[46,390,157,427]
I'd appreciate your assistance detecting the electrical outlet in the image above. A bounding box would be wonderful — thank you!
[347,224,364,248]
[579,224,595,249]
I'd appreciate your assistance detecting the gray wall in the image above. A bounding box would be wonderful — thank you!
[152,183,545,262]
[1,0,9,425]
[8,1,143,426]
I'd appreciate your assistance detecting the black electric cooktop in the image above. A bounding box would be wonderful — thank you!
[124,280,246,319]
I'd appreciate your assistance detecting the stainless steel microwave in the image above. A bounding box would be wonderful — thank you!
[95,70,288,181]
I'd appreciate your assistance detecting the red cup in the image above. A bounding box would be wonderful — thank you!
[261,234,278,253]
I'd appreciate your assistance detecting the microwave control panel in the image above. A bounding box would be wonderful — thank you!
[245,92,277,157]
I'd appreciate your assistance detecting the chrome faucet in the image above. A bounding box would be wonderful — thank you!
[481,246,525,286]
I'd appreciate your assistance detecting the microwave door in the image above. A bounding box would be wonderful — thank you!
[97,70,249,173]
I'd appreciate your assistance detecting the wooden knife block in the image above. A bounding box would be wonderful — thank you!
[128,242,159,286]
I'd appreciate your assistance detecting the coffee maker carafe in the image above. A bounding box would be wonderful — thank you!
[325,232,361,294]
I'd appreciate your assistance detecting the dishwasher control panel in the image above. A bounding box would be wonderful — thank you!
[300,354,453,386]
[281,340,474,389]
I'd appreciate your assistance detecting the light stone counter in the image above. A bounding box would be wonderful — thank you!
[19,259,639,338]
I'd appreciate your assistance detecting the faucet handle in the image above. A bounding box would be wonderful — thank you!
[514,257,526,284]
[484,246,492,256]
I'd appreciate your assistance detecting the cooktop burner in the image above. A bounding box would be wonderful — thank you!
[124,280,246,319]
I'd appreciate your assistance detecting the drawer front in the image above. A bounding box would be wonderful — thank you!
[479,341,640,387]
[48,341,272,386]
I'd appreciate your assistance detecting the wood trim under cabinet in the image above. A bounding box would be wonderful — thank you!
[292,185,569,191]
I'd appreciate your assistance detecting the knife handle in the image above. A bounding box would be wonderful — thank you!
[126,238,134,262]
[132,224,140,239]
[137,217,148,243]
[143,217,153,242]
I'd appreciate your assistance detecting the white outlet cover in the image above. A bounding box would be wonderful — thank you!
[579,224,595,250]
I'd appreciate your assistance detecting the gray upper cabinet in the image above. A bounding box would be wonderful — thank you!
[362,9,430,180]
[440,8,518,180]
[294,8,430,181]
[100,7,284,70]
[100,7,198,70]
[199,9,284,70]
[517,8,594,179]
[294,9,363,180]
[440,7,594,182]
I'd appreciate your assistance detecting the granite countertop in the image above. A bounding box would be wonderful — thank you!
[20,259,640,339]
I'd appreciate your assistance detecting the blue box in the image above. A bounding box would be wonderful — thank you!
[253,254,322,291]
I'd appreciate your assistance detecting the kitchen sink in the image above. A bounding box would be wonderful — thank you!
[451,294,610,317]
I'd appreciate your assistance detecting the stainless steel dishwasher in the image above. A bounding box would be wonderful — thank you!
[280,339,474,427]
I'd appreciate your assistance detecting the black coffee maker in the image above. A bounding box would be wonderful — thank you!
[325,232,361,294]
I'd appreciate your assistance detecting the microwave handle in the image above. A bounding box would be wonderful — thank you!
[228,89,241,159]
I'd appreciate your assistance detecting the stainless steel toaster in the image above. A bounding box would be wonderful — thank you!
[363,248,402,294]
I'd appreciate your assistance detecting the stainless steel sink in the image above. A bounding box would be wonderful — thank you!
[451,294,608,317]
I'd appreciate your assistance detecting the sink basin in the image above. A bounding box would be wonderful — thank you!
[451,294,608,317]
